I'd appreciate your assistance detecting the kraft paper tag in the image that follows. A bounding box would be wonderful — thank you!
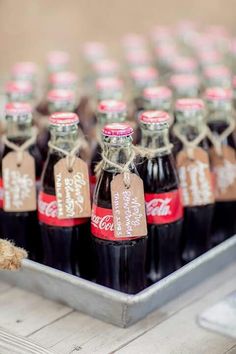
[111,173,147,238]
[54,157,91,219]
[177,147,214,207]
[209,146,236,201]
[2,151,37,212]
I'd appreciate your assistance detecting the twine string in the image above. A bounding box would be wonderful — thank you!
[48,139,87,171]
[206,119,235,157]
[173,124,208,160]
[2,127,38,166]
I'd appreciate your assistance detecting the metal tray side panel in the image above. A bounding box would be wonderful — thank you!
[0,236,236,328]
[0,262,129,327]
[124,236,236,326]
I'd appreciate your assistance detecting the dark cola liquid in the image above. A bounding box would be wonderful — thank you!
[0,136,43,261]
[208,120,236,245]
[35,102,51,161]
[92,169,147,294]
[174,126,214,262]
[40,150,95,279]
[90,143,102,176]
[137,154,183,284]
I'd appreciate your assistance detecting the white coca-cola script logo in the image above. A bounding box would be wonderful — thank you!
[146,198,172,216]
[179,160,213,205]
[91,213,114,232]
[38,198,58,218]
[213,160,236,193]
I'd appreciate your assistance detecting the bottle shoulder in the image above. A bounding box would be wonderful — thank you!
[137,154,179,193]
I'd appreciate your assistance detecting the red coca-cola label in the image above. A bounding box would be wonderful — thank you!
[0,178,3,209]
[38,191,88,227]
[145,189,183,225]
[91,204,143,241]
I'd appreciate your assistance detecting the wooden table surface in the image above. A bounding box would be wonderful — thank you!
[0,263,236,354]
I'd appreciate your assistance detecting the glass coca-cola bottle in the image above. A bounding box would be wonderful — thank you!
[130,67,159,144]
[173,99,214,263]
[0,102,43,260]
[170,56,198,75]
[137,111,183,283]
[11,62,38,97]
[125,50,152,70]
[203,66,232,89]
[95,77,124,102]
[142,86,172,112]
[90,100,127,194]
[79,77,125,140]
[11,61,38,84]
[91,122,147,293]
[92,59,120,79]
[169,74,200,99]
[5,81,34,104]
[48,71,78,91]
[130,67,159,111]
[38,112,94,278]
[205,87,236,244]
[36,89,76,161]
[46,51,70,74]
[121,33,147,53]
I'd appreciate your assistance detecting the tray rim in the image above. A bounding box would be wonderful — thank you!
[1,235,236,327]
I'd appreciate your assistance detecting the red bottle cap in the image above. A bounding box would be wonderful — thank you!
[154,44,177,57]
[143,86,172,100]
[126,50,151,65]
[47,89,75,102]
[140,110,170,124]
[102,122,133,137]
[198,50,222,64]
[95,77,123,91]
[49,71,78,86]
[204,87,232,101]
[150,26,173,42]
[47,51,70,66]
[169,74,199,88]
[175,98,205,111]
[49,112,79,126]
[171,57,198,72]
[230,39,236,55]
[82,42,107,58]
[98,100,126,113]
[131,67,158,81]
[12,62,37,76]
[93,59,119,75]
[5,81,33,94]
[204,66,231,79]
[233,76,236,88]
[122,33,146,49]
[5,102,32,115]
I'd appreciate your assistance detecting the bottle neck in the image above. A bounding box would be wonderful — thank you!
[48,100,76,114]
[7,92,32,103]
[207,105,233,123]
[140,127,171,155]
[6,115,33,140]
[102,136,134,172]
[97,112,126,129]
[49,125,79,153]
[143,98,172,112]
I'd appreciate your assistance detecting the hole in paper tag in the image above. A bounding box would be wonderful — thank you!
[177,147,214,207]
[209,146,236,201]
[111,173,147,239]
[54,157,91,219]
[2,151,36,212]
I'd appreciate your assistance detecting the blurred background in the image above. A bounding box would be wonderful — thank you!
[0,0,236,72]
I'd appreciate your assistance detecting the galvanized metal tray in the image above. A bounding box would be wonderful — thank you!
[0,235,236,328]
